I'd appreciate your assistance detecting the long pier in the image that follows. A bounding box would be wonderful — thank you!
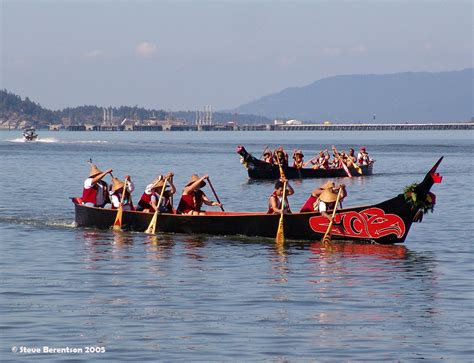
[56,122,473,132]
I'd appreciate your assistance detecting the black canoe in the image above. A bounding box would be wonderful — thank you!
[72,157,442,245]
[236,145,373,179]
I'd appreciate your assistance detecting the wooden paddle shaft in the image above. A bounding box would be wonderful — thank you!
[206,177,225,211]
[322,188,343,242]
[144,176,169,234]
[275,180,287,243]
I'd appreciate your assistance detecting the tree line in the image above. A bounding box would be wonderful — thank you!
[0,89,270,128]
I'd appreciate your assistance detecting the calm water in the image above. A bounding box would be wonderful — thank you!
[0,130,473,361]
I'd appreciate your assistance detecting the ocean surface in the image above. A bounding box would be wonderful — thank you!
[0,129,473,362]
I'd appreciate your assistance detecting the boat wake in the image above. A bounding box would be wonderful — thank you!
[0,215,76,229]
[8,138,108,144]
[9,137,59,143]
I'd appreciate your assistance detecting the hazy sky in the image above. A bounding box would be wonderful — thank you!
[1,0,472,111]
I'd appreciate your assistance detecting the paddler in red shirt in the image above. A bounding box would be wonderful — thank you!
[292,150,305,169]
[267,177,294,214]
[82,163,113,207]
[176,174,222,215]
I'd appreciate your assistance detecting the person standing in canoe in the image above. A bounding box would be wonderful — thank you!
[82,163,113,208]
[267,177,294,214]
[300,181,346,215]
[176,174,221,215]
[110,176,135,211]
[292,150,305,169]
[262,147,273,163]
[136,172,176,213]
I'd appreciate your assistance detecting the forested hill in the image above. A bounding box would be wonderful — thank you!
[0,90,170,128]
[232,69,474,122]
[0,89,269,128]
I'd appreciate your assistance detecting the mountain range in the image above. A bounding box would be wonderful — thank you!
[231,68,473,123]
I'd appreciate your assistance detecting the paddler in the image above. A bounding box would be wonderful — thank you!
[82,163,112,208]
[292,150,305,169]
[267,177,294,214]
[136,172,176,213]
[110,176,135,211]
[305,150,330,169]
[357,146,372,165]
[317,184,346,222]
[273,146,289,167]
[300,181,346,216]
[262,147,273,163]
[176,174,221,215]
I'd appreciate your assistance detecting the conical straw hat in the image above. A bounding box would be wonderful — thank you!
[321,181,335,190]
[319,189,338,203]
[185,174,206,188]
[111,177,125,192]
[89,164,104,178]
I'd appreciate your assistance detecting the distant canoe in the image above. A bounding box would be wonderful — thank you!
[72,157,442,245]
[236,145,373,179]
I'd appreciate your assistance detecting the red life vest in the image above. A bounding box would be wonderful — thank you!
[177,193,196,214]
[300,195,318,212]
[137,191,156,210]
[177,191,204,214]
[267,191,291,214]
[82,180,109,206]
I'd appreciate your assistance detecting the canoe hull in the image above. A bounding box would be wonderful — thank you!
[73,194,416,244]
[73,156,443,245]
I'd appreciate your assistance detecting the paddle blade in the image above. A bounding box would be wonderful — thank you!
[322,233,332,245]
[145,213,157,235]
[275,215,285,243]
[112,207,123,231]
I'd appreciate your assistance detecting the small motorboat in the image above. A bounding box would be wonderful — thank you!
[23,128,38,142]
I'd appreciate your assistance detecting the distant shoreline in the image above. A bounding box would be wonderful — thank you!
[1,122,472,132]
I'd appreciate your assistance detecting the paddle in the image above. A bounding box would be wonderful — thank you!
[275,153,286,179]
[206,177,225,211]
[275,155,288,243]
[346,154,362,174]
[275,180,287,243]
[145,176,170,234]
[112,176,129,231]
[321,188,343,245]
[332,146,352,178]
[261,145,269,160]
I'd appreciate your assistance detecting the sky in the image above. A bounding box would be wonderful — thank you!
[1,0,472,112]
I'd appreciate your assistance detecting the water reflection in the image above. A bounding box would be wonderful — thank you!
[144,234,175,261]
[270,240,289,283]
[182,236,207,260]
[309,241,408,260]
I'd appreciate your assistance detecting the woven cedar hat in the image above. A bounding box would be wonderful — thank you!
[263,147,272,156]
[294,150,304,157]
[319,189,338,203]
[89,164,104,178]
[185,174,206,188]
[150,175,165,189]
[321,181,335,190]
[111,177,125,192]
